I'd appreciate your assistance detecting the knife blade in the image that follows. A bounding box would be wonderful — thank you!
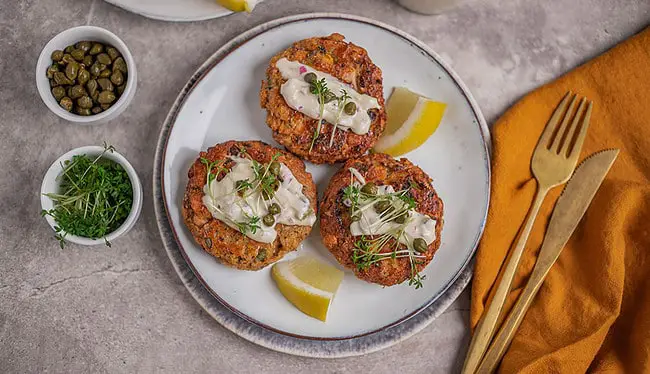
[476,149,619,373]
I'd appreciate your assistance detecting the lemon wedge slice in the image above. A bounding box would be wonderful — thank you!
[373,87,447,156]
[271,256,344,322]
[216,0,257,12]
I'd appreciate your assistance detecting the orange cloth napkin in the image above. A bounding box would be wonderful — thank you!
[470,27,650,373]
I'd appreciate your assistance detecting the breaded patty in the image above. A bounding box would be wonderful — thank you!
[319,153,444,286]
[182,140,318,270]
[260,33,386,164]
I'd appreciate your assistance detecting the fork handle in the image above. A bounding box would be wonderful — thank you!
[476,261,549,373]
[462,184,549,374]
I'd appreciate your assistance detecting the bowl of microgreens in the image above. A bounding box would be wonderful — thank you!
[40,143,143,248]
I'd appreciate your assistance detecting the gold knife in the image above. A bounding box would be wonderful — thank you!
[476,149,619,373]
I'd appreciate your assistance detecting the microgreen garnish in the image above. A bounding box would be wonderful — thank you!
[235,213,261,234]
[309,78,331,153]
[41,143,133,248]
[344,169,427,289]
[200,157,227,186]
[329,89,352,146]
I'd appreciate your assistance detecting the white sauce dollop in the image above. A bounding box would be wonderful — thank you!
[347,169,437,246]
[202,156,315,243]
[275,58,380,135]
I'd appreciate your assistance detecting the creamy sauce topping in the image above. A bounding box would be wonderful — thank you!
[202,156,315,243]
[275,58,380,135]
[347,168,436,245]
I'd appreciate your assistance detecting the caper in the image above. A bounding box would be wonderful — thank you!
[77,69,90,85]
[64,45,73,54]
[344,102,357,115]
[262,214,275,227]
[323,91,337,103]
[97,90,116,104]
[261,190,274,200]
[268,203,281,215]
[351,214,361,222]
[116,84,126,96]
[394,212,409,224]
[86,79,98,97]
[109,70,124,85]
[53,72,73,86]
[104,47,118,61]
[374,200,391,214]
[96,53,111,65]
[61,53,75,64]
[59,97,73,112]
[91,91,99,103]
[100,103,111,110]
[77,96,93,109]
[76,41,92,52]
[75,107,92,116]
[90,62,103,76]
[69,85,86,100]
[64,61,79,80]
[51,50,64,62]
[113,57,127,73]
[256,249,267,261]
[91,106,102,114]
[97,78,114,91]
[83,55,93,67]
[71,49,85,61]
[46,64,59,79]
[49,79,57,88]
[51,86,66,101]
[270,179,280,191]
[303,72,317,84]
[269,161,281,176]
[89,43,103,55]
[361,182,378,195]
[413,238,428,253]
[235,180,249,196]
[99,68,112,78]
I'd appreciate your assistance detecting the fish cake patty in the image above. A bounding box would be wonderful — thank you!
[260,33,386,164]
[182,140,318,270]
[319,153,444,286]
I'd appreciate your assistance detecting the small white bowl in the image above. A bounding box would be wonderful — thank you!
[36,26,138,125]
[41,146,143,246]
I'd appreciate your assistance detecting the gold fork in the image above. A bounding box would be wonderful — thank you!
[462,93,592,374]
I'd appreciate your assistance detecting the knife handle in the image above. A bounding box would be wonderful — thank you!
[475,244,556,373]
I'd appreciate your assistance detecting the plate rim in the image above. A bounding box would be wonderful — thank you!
[153,12,491,356]
[102,0,233,22]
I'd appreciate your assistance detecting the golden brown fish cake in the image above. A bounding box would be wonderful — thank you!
[182,140,318,270]
[319,153,444,286]
[260,33,386,164]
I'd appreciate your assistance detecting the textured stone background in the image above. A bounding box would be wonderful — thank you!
[0,0,647,373]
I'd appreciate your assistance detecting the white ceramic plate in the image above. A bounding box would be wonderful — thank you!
[160,14,490,340]
[103,0,232,22]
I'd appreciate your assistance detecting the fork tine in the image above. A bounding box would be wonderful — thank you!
[538,92,572,148]
[550,94,578,153]
[560,97,586,156]
[567,100,593,159]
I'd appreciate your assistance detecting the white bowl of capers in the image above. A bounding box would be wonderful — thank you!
[36,26,137,125]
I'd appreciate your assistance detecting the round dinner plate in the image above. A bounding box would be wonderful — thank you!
[154,13,490,357]
[103,0,232,22]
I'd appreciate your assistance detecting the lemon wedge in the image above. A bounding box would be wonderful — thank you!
[216,0,257,12]
[373,87,447,156]
[271,256,344,322]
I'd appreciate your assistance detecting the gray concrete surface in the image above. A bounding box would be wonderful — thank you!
[0,0,647,373]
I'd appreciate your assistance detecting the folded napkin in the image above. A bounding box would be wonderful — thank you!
[470,27,650,373]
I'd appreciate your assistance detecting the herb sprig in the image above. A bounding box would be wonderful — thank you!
[41,143,133,248]
[329,89,352,146]
[308,78,331,153]
[345,170,427,289]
